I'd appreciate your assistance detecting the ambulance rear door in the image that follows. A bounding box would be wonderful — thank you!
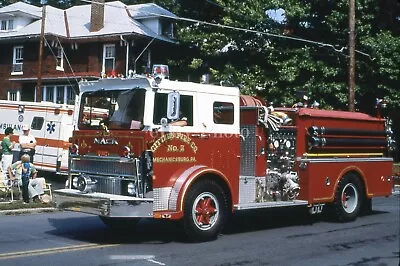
[56,107,74,173]
[39,106,63,173]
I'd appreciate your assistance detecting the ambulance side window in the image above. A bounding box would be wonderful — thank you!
[31,117,44,130]
[213,102,234,124]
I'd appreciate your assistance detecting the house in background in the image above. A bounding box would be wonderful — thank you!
[0,1,176,103]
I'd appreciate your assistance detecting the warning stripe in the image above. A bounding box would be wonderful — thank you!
[0,104,73,115]
[33,161,67,171]
[0,134,71,149]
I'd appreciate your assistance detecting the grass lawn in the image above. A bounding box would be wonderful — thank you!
[0,189,55,210]
[0,200,55,210]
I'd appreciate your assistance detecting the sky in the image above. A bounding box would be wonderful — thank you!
[265,8,285,23]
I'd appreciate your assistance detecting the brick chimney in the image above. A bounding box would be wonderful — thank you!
[90,0,105,32]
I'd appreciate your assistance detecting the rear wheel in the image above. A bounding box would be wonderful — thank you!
[183,180,228,242]
[333,174,363,222]
[99,216,140,230]
[360,198,372,215]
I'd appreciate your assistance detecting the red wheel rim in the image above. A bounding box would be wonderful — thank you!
[192,192,219,231]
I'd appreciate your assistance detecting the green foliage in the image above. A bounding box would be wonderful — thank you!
[164,0,399,114]
[9,0,398,113]
[0,0,18,7]
[3,0,397,155]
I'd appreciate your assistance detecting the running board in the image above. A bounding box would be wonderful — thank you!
[234,200,308,210]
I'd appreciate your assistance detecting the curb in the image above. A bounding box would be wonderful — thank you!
[0,207,57,215]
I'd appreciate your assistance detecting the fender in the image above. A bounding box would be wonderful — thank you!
[332,166,367,199]
[167,165,233,216]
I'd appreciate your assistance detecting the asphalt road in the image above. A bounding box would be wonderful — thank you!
[0,195,398,266]
[39,172,67,190]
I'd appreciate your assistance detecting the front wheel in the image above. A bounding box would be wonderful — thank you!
[333,174,363,222]
[183,180,228,242]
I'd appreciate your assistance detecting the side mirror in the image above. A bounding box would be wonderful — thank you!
[160,117,168,127]
[167,91,180,120]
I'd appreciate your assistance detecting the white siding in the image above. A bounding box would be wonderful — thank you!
[14,16,34,30]
[140,18,161,35]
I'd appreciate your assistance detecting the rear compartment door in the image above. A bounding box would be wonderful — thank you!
[39,107,62,172]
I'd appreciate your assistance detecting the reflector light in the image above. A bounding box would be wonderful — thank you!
[54,108,61,115]
[120,146,131,157]
[152,64,169,79]
[70,144,79,155]
[18,105,25,113]
[162,66,168,74]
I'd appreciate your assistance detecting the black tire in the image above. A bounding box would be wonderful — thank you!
[333,174,363,222]
[99,216,140,230]
[183,179,228,242]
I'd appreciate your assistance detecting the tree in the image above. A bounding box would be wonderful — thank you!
[168,0,399,149]
[0,0,19,7]
[19,0,399,148]
[156,1,399,114]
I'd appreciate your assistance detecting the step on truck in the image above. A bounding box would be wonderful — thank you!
[54,66,395,241]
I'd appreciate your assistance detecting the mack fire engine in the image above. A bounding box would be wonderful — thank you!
[54,66,395,241]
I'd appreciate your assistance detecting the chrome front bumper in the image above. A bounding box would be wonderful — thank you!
[54,189,153,218]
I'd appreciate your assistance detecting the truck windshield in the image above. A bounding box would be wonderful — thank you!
[79,88,146,130]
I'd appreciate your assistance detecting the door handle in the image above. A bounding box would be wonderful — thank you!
[190,133,210,139]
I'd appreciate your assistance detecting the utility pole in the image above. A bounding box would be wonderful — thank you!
[348,0,356,112]
[36,4,46,102]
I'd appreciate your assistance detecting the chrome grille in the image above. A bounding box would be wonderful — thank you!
[90,175,122,194]
[154,187,172,211]
[71,157,137,176]
[240,125,256,176]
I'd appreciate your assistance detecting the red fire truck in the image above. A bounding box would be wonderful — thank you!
[54,67,395,241]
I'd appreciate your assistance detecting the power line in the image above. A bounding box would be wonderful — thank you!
[43,37,79,87]
[41,36,83,101]
[56,36,80,85]
[79,0,373,59]
[204,0,375,60]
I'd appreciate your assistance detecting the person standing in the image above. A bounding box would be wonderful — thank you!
[19,124,36,163]
[1,127,16,183]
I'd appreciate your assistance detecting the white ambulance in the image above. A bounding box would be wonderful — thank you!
[0,100,76,174]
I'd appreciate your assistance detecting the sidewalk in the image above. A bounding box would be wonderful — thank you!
[0,200,57,215]
[0,176,57,215]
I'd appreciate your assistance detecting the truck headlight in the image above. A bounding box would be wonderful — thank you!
[70,144,79,155]
[127,182,136,196]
